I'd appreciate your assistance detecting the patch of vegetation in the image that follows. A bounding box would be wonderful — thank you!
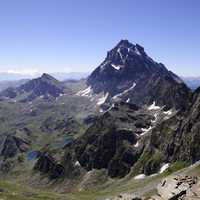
[130,150,163,176]
[164,161,189,175]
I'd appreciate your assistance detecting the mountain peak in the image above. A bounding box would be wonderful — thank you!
[116,40,145,51]
[116,39,132,47]
[87,40,190,110]
[105,40,147,66]
[41,73,56,81]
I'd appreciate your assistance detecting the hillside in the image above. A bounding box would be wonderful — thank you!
[0,40,199,200]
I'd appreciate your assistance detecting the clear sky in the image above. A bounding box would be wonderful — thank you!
[0,0,199,76]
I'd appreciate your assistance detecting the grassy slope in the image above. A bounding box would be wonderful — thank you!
[0,161,200,200]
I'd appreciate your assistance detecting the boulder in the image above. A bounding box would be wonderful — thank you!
[157,176,198,200]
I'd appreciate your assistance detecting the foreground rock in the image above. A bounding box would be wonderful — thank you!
[151,175,200,200]
[106,193,142,200]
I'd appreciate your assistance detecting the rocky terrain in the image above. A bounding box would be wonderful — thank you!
[110,175,200,200]
[0,40,200,200]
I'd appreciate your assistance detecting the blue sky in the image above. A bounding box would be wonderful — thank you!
[0,0,199,76]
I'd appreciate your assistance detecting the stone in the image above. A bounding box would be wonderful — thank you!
[156,176,199,200]
[112,193,142,200]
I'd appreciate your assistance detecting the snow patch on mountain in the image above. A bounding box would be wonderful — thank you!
[111,64,121,71]
[148,102,161,110]
[112,83,136,100]
[97,92,109,105]
[75,161,81,167]
[117,48,123,60]
[141,126,152,136]
[77,86,92,97]
[134,141,139,148]
[159,163,170,174]
[163,110,173,115]
[134,174,146,180]
[151,113,159,123]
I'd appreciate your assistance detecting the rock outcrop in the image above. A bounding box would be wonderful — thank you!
[75,102,156,178]
[143,86,200,171]
[0,135,30,159]
[151,175,200,200]
[34,153,65,179]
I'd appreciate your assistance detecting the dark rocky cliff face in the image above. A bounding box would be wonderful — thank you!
[75,102,154,178]
[0,135,30,172]
[0,135,30,159]
[87,40,191,110]
[34,153,65,179]
[139,87,200,174]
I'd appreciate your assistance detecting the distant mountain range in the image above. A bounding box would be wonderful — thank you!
[181,76,200,90]
[0,71,89,81]
[0,70,199,91]
[0,79,29,91]
[0,72,89,91]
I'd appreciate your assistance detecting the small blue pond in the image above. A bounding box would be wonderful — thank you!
[27,150,41,161]
[63,137,74,146]
[54,137,74,148]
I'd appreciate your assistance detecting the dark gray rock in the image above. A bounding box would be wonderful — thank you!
[0,135,30,159]
[75,103,152,178]
[87,40,191,110]
[34,153,65,179]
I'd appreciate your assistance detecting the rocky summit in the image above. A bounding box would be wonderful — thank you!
[87,40,191,110]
